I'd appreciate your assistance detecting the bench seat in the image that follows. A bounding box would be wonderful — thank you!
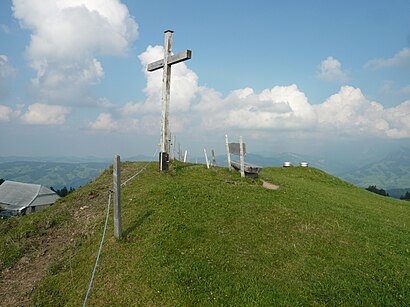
[231,160,263,178]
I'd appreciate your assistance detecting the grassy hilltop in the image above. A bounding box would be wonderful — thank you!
[1,162,409,306]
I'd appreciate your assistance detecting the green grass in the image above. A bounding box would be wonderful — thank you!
[2,162,410,305]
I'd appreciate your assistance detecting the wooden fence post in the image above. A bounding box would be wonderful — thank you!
[204,149,210,169]
[239,136,245,178]
[225,134,232,171]
[113,155,122,239]
[211,149,217,167]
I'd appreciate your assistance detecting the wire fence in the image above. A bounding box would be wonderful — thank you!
[121,150,158,187]
[82,190,112,307]
[82,150,157,306]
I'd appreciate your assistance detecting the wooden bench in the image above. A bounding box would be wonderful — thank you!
[225,135,263,178]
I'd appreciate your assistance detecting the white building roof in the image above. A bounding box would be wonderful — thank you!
[0,180,60,212]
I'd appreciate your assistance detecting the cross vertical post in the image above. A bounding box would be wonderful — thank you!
[147,30,192,172]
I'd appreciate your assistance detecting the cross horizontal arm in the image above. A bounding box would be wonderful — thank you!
[147,50,192,72]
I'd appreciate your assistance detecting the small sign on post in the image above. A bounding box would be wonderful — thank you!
[113,155,122,239]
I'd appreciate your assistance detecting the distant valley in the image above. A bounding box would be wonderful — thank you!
[337,148,410,191]
[0,161,110,189]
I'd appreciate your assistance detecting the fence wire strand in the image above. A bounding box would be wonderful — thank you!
[82,190,112,307]
[82,150,158,306]
[121,150,158,187]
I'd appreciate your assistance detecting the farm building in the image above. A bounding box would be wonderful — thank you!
[0,180,60,215]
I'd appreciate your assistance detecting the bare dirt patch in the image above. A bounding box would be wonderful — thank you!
[0,230,68,306]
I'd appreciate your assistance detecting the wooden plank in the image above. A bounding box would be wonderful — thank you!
[228,142,246,155]
[147,50,192,72]
[169,50,192,65]
[147,59,163,72]
[230,160,262,177]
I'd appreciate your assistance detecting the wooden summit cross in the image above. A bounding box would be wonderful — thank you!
[147,30,192,171]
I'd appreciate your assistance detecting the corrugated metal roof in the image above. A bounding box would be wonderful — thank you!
[0,180,60,211]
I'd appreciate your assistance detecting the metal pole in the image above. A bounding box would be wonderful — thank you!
[113,155,122,239]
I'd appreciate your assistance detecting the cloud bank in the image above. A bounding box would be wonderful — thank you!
[89,45,410,139]
[7,2,410,139]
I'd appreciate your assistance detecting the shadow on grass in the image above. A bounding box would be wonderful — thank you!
[123,210,153,238]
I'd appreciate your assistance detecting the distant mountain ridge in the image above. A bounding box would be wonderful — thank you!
[338,148,410,190]
[0,161,110,189]
[1,148,408,191]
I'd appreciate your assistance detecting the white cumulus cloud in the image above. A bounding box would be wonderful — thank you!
[197,84,317,130]
[118,46,410,138]
[0,105,13,121]
[21,103,70,124]
[12,0,138,104]
[317,56,348,82]
[92,45,410,141]
[365,48,410,69]
[315,86,410,138]
[88,112,119,131]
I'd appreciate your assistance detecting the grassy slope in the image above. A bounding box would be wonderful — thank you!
[1,162,410,306]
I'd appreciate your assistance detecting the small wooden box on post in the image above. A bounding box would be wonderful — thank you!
[146,30,192,172]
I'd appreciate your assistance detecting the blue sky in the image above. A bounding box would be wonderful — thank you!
[0,0,409,164]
